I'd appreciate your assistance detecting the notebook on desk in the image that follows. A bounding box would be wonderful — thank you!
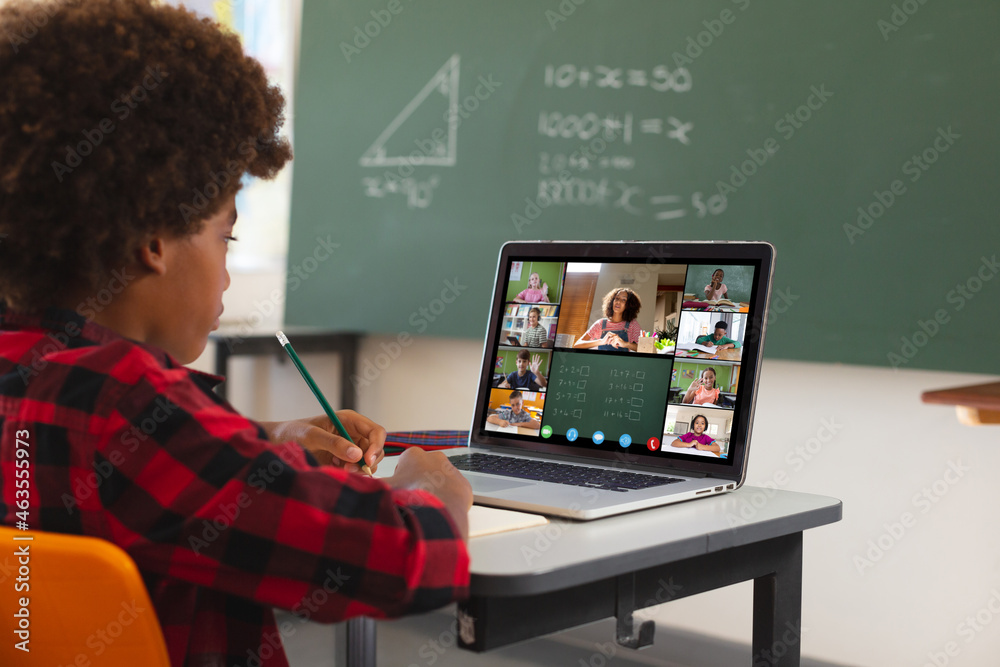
[445,240,775,520]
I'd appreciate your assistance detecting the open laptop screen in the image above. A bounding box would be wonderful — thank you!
[472,241,773,477]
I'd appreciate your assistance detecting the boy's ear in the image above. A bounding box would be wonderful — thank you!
[136,236,169,276]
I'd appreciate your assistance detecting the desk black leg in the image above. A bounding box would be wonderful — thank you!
[459,533,809,658]
[615,573,655,649]
[214,339,231,401]
[339,335,359,411]
[752,532,803,667]
[335,618,375,667]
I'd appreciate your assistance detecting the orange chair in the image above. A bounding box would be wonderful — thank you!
[0,526,171,666]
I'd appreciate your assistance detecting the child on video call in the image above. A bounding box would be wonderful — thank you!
[695,321,741,350]
[669,414,721,455]
[513,271,550,303]
[0,2,472,665]
[487,390,541,430]
[499,349,548,390]
[682,368,721,406]
[574,288,642,352]
[704,268,728,301]
[520,306,551,348]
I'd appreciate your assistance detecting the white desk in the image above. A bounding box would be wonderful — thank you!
[664,443,721,458]
[484,422,539,436]
[338,458,841,667]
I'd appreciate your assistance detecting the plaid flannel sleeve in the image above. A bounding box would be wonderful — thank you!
[96,347,470,622]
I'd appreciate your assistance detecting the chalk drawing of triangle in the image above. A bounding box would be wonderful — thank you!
[359,54,460,167]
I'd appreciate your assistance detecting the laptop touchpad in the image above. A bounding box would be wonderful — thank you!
[466,474,533,494]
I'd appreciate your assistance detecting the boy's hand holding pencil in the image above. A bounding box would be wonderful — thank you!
[258,412,386,473]
[275,332,384,475]
[274,332,471,538]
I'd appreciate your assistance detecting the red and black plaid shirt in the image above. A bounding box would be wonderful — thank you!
[0,306,469,666]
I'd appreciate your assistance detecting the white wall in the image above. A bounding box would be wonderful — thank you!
[194,274,1000,666]
[661,359,1000,667]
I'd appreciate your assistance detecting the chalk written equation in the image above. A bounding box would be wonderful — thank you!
[602,394,647,421]
[549,366,589,413]
[550,391,586,403]
[538,112,693,146]
[544,64,692,93]
[362,175,440,209]
[606,368,646,416]
[533,61,719,223]
[533,178,727,221]
[540,64,694,149]
[542,353,671,441]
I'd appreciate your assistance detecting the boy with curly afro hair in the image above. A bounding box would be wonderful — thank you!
[0,2,473,665]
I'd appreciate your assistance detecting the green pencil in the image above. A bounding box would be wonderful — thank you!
[276,331,373,476]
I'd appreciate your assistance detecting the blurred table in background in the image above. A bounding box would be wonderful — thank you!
[922,381,1000,426]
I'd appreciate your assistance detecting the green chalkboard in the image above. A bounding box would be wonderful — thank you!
[542,351,672,444]
[287,0,1000,373]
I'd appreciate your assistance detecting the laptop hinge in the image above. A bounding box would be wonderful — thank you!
[672,470,708,478]
[604,459,710,478]
[653,468,707,478]
[470,444,712,478]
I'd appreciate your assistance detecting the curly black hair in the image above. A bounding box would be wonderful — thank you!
[0,0,292,310]
[601,287,642,322]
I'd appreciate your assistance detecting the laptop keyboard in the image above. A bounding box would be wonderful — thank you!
[449,453,684,492]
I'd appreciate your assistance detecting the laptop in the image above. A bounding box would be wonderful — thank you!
[445,240,775,519]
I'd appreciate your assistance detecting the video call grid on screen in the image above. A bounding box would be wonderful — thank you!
[476,254,762,468]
